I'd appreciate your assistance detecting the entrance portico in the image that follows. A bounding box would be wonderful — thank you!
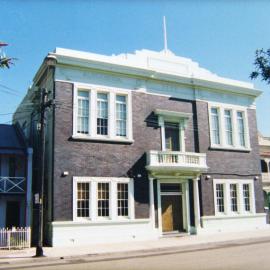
[146,150,208,236]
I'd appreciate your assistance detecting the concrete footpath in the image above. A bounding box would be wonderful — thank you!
[1,228,270,268]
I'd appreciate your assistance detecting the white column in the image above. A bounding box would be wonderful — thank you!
[193,178,201,230]
[90,90,97,137]
[129,178,135,219]
[157,180,162,234]
[109,92,115,138]
[224,183,230,215]
[185,181,190,233]
[219,108,225,146]
[149,178,155,229]
[26,148,33,227]
[90,181,97,221]
[110,181,117,220]
[238,183,244,214]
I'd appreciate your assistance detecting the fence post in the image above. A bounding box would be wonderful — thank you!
[7,230,10,250]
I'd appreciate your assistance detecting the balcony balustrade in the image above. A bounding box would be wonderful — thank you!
[146,150,208,173]
[0,177,26,193]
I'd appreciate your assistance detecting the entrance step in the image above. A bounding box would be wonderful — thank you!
[162,231,189,238]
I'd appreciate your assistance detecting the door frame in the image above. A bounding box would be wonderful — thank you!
[157,179,190,235]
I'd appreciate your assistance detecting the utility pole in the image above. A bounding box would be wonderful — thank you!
[35,88,53,257]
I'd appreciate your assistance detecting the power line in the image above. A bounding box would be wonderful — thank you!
[0,83,23,96]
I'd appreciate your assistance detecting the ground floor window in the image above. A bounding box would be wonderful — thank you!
[73,177,134,221]
[98,182,110,217]
[216,184,225,213]
[117,183,129,217]
[230,184,238,212]
[243,184,250,212]
[214,179,255,216]
[77,182,90,218]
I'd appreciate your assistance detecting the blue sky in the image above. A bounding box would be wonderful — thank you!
[1,0,270,136]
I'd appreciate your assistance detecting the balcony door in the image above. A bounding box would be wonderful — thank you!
[165,122,180,151]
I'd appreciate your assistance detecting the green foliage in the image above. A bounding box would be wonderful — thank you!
[251,48,270,84]
[0,41,15,69]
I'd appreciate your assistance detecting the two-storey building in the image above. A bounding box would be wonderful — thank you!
[14,48,266,246]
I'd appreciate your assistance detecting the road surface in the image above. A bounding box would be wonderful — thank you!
[4,240,270,270]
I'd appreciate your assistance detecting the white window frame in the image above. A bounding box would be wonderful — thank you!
[115,95,128,138]
[215,183,225,214]
[73,177,135,222]
[208,102,251,151]
[210,107,221,146]
[73,83,133,143]
[155,109,192,152]
[213,179,255,217]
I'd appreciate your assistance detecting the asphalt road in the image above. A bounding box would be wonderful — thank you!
[5,241,270,270]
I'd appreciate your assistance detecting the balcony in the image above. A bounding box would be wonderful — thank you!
[146,150,208,176]
[0,177,26,194]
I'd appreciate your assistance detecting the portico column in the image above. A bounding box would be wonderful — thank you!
[149,178,155,229]
[193,177,201,230]
[26,148,33,227]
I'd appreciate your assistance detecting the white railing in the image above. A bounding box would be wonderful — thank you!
[262,173,270,183]
[147,150,207,169]
[0,177,25,193]
[0,227,31,249]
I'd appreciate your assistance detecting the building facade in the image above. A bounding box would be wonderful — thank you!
[14,48,266,246]
[0,124,33,228]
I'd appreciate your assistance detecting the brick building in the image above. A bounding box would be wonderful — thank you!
[14,48,266,246]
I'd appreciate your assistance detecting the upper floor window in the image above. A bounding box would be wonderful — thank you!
[208,103,250,150]
[97,93,108,135]
[154,109,192,152]
[116,95,127,137]
[210,108,220,145]
[77,91,89,134]
[73,84,133,143]
[237,111,245,147]
[224,110,233,146]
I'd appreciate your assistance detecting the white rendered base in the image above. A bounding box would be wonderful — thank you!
[51,219,158,247]
[199,213,267,234]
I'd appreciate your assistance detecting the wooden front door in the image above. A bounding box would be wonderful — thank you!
[161,195,182,232]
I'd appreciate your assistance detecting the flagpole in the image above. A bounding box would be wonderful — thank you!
[163,16,168,54]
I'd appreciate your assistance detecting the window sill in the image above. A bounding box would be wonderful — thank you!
[210,213,258,220]
[72,135,134,144]
[209,145,251,152]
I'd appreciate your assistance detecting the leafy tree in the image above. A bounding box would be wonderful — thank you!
[251,48,270,84]
[0,42,15,68]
